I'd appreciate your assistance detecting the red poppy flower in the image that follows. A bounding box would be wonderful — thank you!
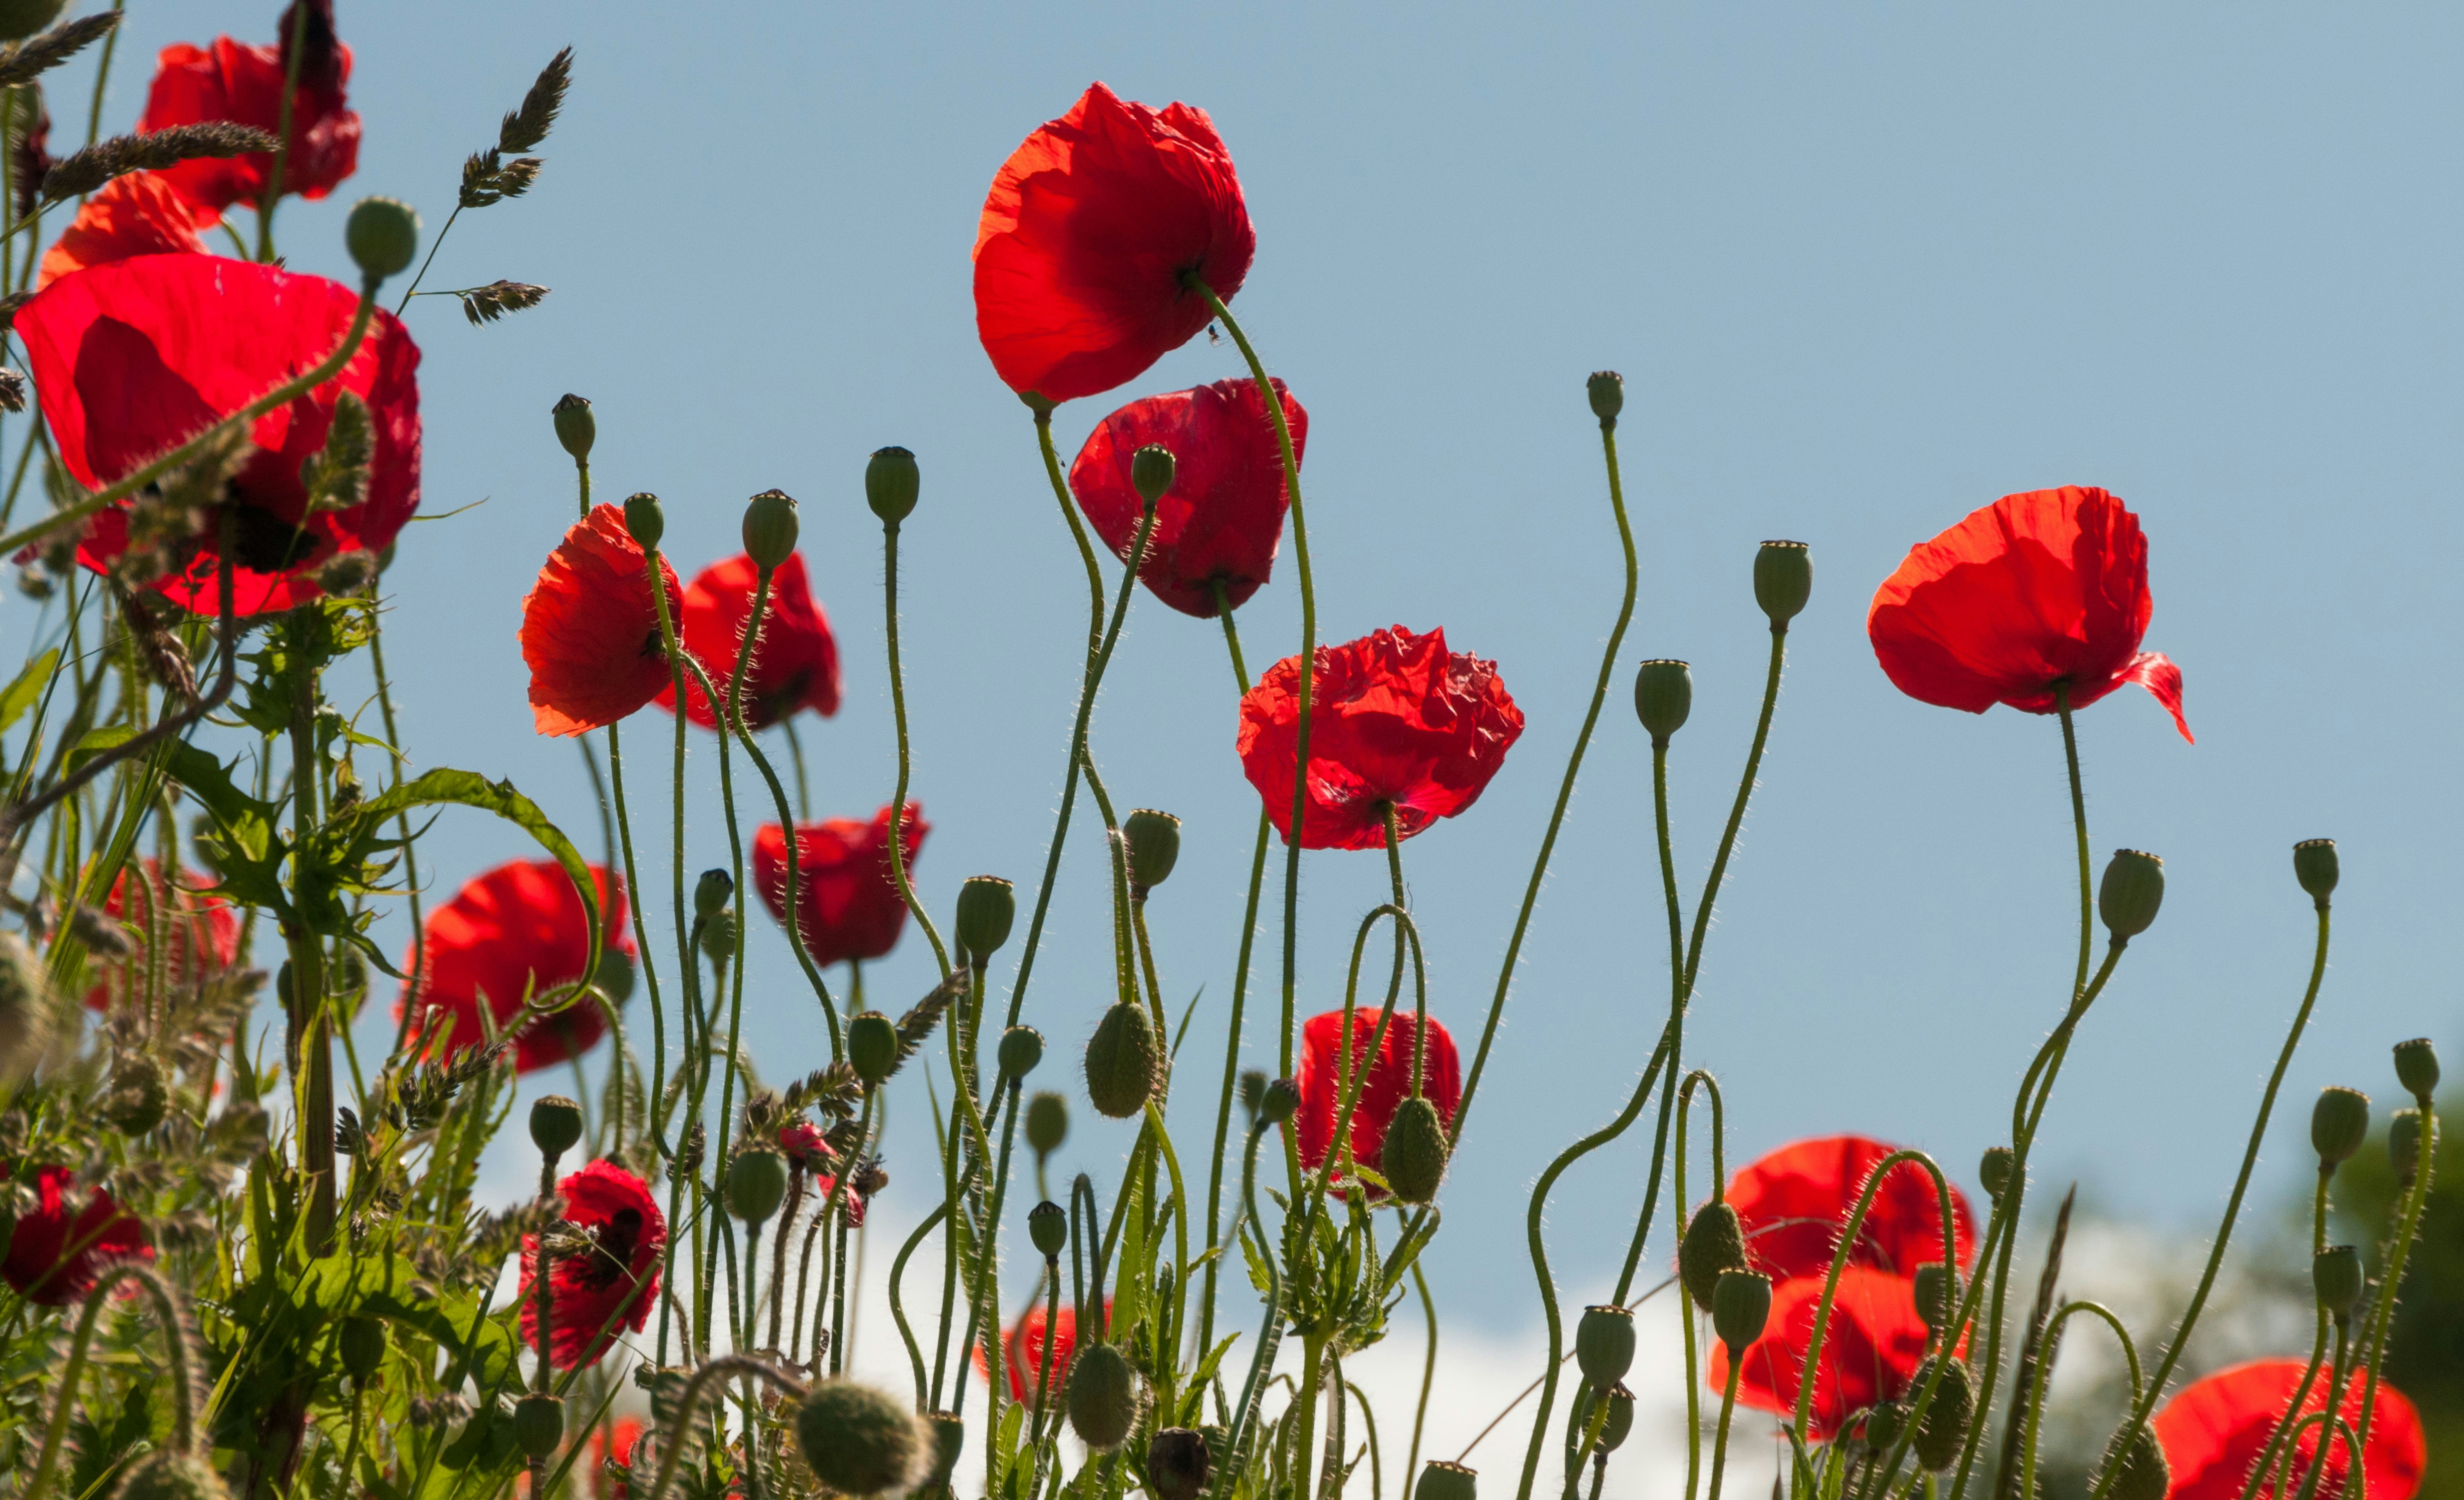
[1068,378,1306,617]
[1236,626,1524,851]
[2154,1359,2426,1500]
[0,1165,152,1306]
[16,253,421,615]
[1708,1267,1934,1440]
[777,1120,866,1229]
[395,860,634,1074]
[522,504,691,737]
[752,806,927,970]
[37,173,207,289]
[83,859,239,1012]
[973,82,1254,404]
[976,1299,1108,1403]
[590,1416,646,1500]
[657,552,841,730]
[1293,1009,1462,1183]
[1716,1135,1977,1285]
[1868,486,2191,742]
[139,1,361,227]
[518,1160,665,1370]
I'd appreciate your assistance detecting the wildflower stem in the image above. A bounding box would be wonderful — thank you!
[2059,688,2091,1001]
[254,0,310,263]
[1704,1359,1743,1500]
[2350,1106,2436,1488]
[2235,1176,2337,1500]
[880,519,951,978]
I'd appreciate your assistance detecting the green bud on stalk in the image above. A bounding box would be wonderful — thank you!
[693,868,732,922]
[1381,1097,1450,1204]
[2313,1244,2363,1320]
[867,446,920,526]
[1679,1202,1749,1311]
[2097,849,2165,942]
[104,1055,167,1136]
[998,1025,1045,1079]
[954,876,1015,963]
[1594,1383,1635,1453]
[742,488,799,570]
[1754,540,1812,627]
[1979,1146,2017,1203]
[2094,1422,2171,1500]
[1632,660,1691,745]
[1131,445,1177,507]
[1415,1462,1479,1500]
[598,949,637,1004]
[2312,1086,2371,1166]
[848,1011,899,1088]
[1586,370,1624,424]
[1573,1304,1636,1388]
[921,1412,964,1491]
[1258,1077,1302,1127]
[513,1392,564,1460]
[2391,1108,2424,1185]
[1914,1262,1956,1335]
[1066,1342,1143,1450]
[345,197,420,283]
[698,908,738,968]
[726,1147,789,1226]
[1240,1070,1269,1119]
[1146,1426,1211,1500]
[795,1380,932,1497]
[338,1316,387,1384]
[2292,838,2338,905]
[1910,1356,1975,1472]
[551,394,594,463]
[623,492,665,551]
[529,1095,584,1161]
[1864,1401,1909,1452]
[1711,1270,1772,1354]
[1029,1200,1068,1260]
[1124,809,1182,894]
[2394,1037,2439,1103]
[1025,1090,1069,1157]
[1084,1001,1161,1119]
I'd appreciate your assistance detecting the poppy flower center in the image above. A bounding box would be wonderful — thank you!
[571,1206,644,1290]
[222,496,318,573]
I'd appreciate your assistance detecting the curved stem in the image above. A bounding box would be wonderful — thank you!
[2058,688,2092,1002]
[2350,1107,2436,1487]
[1704,1361,1743,1500]
[888,1199,949,1410]
[637,1356,808,1500]
[21,1263,198,1500]
[880,521,951,978]
[1407,1258,1440,1499]
[2019,1300,2146,1500]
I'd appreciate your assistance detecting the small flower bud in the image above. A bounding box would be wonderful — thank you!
[954,876,1016,964]
[1679,1202,1750,1311]
[1124,809,1182,894]
[2095,1422,2170,1500]
[999,1025,1045,1080]
[104,1054,167,1136]
[2312,1087,2371,1166]
[1574,1305,1635,1389]
[1754,540,1812,628]
[529,1095,584,1161]
[742,488,799,571]
[1415,1461,1479,1500]
[698,908,738,968]
[1712,1270,1772,1354]
[1066,1342,1144,1450]
[2313,1244,2364,1320]
[1025,1090,1069,1157]
[1586,371,1624,424]
[596,950,638,1005]
[866,446,920,527]
[514,1392,565,1460]
[551,394,595,463]
[1864,1400,1909,1452]
[1240,1070,1269,1119]
[2098,850,2165,942]
[1084,1001,1162,1119]
[2292,838,2338,905]
[1911,1356,1976,1472]
[2394,1037,2439,1102]
[1593,1382,1636,1453]
[1258,1077,1302,1127]
[345,196,420,283]
[2391,1108,2424,1185]
[1381,1096,1451,1204]
[726,1147,789,1225]
[693,868,733,922]
[1979,1146,2017,1203]
[795,1379,933,1497]
[623,492,664,551]
[314,549,377,596]
[1914,1262,1957,1335]
[1147,1426,1211,1500]
[338,1315,387,1385]
[848,1011,900,1088]
[1029,1199,1068,1260]
[1632,660,1692,745]
[1131,445,1177,508]
[922,1411,965,1491]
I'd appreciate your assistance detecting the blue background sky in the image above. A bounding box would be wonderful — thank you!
[37,2,2462,1339]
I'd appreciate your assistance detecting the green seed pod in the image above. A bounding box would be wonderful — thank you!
[1240,1070,1269,1119]
[1029,1200,1068,1260]
[1910,1356,1975,1472]
[0,2,68,43]
[1124,809,1182,893]
[107,1451,231,1500]
[2391,1108,2424,1184]
[2394,1037,2439,1102]
[1632,660,1692,745]
[0,931,54,1083]
[514,1392,565,1460]
[698,908,739,968]
[921,1411,964,1491]
[1914,1262,1958,1335]
[693,869,733,923]
[551,394,595,464]
[954,876,1016,964]
[1754,540,1813,628]
[2313,1244,2364,1320]
[1131,445,1177,508]
[104,1054,168,1136]
[1146,1426,1210,1500]
[2094,1422,2171,1500]
[848,1011,900,1088]
[1415,1460,1479,1500]
[742,488,800,571]
[1381,1096,1450,1205]
[530,1095,584,1161]
[623,492,665,551]
[2312,1087,2372,1165]
[345,197,420,283]
[999,1025,1045,1080]
[1084,1002,1161,1119]
[726,1147,789,1226]
[1573,1304,1635,1389]
[1594,1383,1635,1453]
[1979,1146,2017,1203]
[2097,850,2165,942]
[1712,1270,1772,1354]
[1679,1202,1749,1311]
[1065,1341,1143,1450]
[1586,371,1623,424]
[1025,1090,1069,1157]
[1864,1400,1909,1452]
[867,446,920,527]
[2292,838,2338,905]
[338,1315,387,1384]
[1259,1077,1301,1126]
[795,1379,932,1497]
[596,949,638,1005]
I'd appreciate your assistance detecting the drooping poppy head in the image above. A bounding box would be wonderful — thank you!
[2153,1359,2426,1500]
[37,173,208,289]
[396,860,634,1074]
[974,82,1254,404]
[84,859,240,1012]
[1293,1009,1462,1184]
[0,1164,153,1306]
[658,552,841,731]
[1868,485,2191,742]
[1715,1135,1977,1285]
[977,1299,1107,1404]
[519,1160,666,1370]
[16,253,421,615]
[522,504,691,737]
[752,806,928,970]
[139,1,361,227]
[776,1119,866,1228]
[1069,377,1306,617]
[1237,625,1525,851]
[1707,1267,1935,1441]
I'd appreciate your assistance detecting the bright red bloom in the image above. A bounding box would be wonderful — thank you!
[1069,378,1306,617]
[84,859,240,1012]
[1708,1267,1934,1440]
[974,82,1254,404]
[139,1,360,227]
[1237,626,1524,851]
[17,254,421,615]
[752,806,927,970]
[776,1120,866,1229]
[1294,1009,1462,1184]
[1717,1135,1977,1284]
[589,1416,645,1500]
[395,860,634,1074]
[658,552,841,730]
[977,1300,1108,1404]
[1868,485,2191,742]
[2154,1359,2426,1500]
[518,1160,665,1370]
[522,504,690,737]
[0,1165,152,1305]
[37,173,207,289]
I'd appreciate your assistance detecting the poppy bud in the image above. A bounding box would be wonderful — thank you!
[1711,1270,1772,1354]
[848,1011,900,1088]
[2094,1422,2170,1500]
[0,3,67,44]
[2394,1037,2439,1102]
[1914,1262,1957,1335]
[726,1147,789,1226]
[1025,1090,1069,1157]
[1864,1400,1909,1452]
[1147,1426,1210,1500]
[2391,1108,2424,1185]
[529,1095,584,1162]
[698,908,739,968]
[922,1411,964,1491]
[1240,1070,1269,1119]
[954,876,1015,963]
[1979,1146,2017,1203]
[345,197,420,283]
[1066,1341,1143,1450]
[623,492,665,551]
[1574,1305,1635,1388]
[1587,371,1623,424]
[1754,541,1812,628]
[1632,660,1691,746]
[514,1392,565,1460]
[1911,1356,1976,1472]
[2097,850,2164,942]
[999,1025,1045,1080]
[597,950,638,1005]
[1679,1202,1749,1311]
[105,1452,230,1500]
[795,1379,933,1497]
[104,1054,167,1136]
[866,446,920,527]
[315,550,377,596]
[551,394,595,463]
[1382,1097,1451,1204]
[741,489,799,571]
[1124,809,1181,894]
[693,868,732,923]
[1592,1383,1635,1453]
[1415,1461,1478,1500]
[1029,1199,1068,1260]
[2313,1244,2364,1320]
[2311,1087,2371,1166]
[338,1315,387,1385]
[1259,1077,1302,1127]
[1084,1001,1161,1119]
[1131,445,1177,508]
[2292,838,2338,905]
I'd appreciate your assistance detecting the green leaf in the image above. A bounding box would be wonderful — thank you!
[64,722,135,771]
[348,767,600,989]
[0,646,58,730]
